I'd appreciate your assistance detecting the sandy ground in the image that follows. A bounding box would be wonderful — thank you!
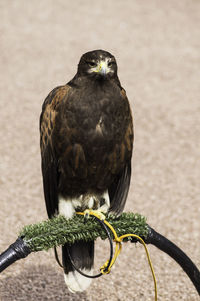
[0,1,200,300]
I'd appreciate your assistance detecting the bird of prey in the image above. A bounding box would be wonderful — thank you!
[40,50,133,293]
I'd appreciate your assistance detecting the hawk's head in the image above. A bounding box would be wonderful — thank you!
[77,50,118,79]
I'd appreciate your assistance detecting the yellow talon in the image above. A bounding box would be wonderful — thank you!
[82,209,106,220]
[83,209,91,219]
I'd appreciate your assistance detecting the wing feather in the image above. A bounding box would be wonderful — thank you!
[108,162,131,215]
[108,88,133,215]
[40,85,71,217]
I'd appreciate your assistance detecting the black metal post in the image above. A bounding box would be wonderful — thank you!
[0,237,31,273]
[145,226,200,295]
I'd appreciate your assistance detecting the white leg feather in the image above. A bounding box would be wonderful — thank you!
[98,190,110,213]
[58,196,75,219]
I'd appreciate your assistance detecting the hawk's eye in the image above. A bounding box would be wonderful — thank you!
[87,61,97,68]
[108,61,113,67]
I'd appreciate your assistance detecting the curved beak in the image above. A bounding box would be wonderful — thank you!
[96,61,108,76]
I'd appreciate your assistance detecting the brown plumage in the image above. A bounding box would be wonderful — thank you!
[40,49,133,292]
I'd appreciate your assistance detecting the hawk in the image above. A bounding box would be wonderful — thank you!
[40,50,133,292]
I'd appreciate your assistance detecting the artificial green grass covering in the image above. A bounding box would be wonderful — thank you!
[20,212,148,252]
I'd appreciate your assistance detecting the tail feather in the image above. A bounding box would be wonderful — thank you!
[62,240,94,293]
[58,193,109,293]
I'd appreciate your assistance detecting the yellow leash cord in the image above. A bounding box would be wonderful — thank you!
[76,210,157,301]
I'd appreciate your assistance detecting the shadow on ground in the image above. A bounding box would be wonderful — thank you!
[0,265,88,301]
